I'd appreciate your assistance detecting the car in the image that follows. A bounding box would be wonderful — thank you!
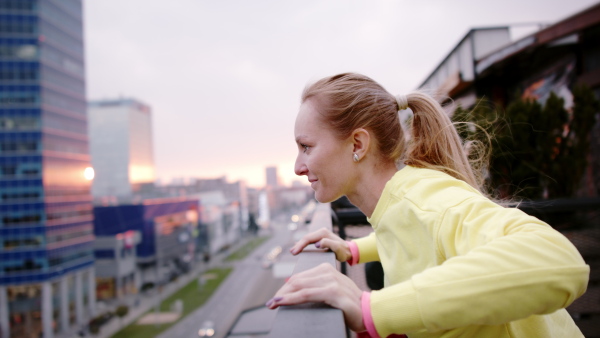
[198,320,215,337]
[261,246,282,269]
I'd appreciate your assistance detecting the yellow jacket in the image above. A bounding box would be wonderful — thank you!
[354,166,589,337]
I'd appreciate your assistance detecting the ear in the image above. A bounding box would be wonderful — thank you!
[351,128,370,160]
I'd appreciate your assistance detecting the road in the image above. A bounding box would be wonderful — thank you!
[157,214,297,338]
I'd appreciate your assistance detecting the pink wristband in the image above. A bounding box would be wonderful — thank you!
[346,241,360,266]
[361,291,379,338]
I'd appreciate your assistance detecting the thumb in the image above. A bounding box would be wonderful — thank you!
[319,238,351,262]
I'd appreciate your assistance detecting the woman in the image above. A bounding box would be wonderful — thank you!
[266,73,589,337]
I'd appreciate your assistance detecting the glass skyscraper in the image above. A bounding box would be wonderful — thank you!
[0,1,95,337]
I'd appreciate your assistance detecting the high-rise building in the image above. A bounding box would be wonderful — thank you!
[0,1,96,337]
[88,98,155,203]
[265,166,279,187]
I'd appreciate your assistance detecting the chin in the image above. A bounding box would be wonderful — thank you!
[314,190,342,204]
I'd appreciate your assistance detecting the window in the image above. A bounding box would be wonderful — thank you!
[2,213,42,226]
[0,141,38,153]
[3,259,43,274]
[3,236,43,250]
[1,165,17,176]
[0,0,36,11]
[0,116,40,130]
[1,190,41,201]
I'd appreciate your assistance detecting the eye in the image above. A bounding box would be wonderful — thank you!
[300,144,310,153]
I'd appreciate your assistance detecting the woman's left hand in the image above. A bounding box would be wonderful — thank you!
[266,262,366,333]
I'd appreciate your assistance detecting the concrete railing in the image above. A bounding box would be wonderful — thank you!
[268,202,347,337]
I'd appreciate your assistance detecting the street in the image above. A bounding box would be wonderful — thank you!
[156,213,297,338]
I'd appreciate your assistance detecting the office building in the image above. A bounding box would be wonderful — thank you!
[0,1,95,337]
[265,166,279,188]
[88,98,155,203]
[93,198,199,290]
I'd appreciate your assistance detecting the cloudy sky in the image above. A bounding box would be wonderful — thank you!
[83,0,599,188]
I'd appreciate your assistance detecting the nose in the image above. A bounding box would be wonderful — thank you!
[294,156,307,176]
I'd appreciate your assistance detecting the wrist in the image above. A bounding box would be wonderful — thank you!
[346,241,360,266]
[361,291,379,338]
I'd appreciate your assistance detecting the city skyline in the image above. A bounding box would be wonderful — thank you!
[83,0,599,188]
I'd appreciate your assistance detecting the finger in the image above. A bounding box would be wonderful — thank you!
[317,238,349,261]
[265,264,365,332]
[267,267,336,308]
[290,228,334,255]
[266,276,323,309]
[269,263,335,300]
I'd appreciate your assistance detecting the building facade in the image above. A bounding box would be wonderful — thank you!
[94,230,141,301]
[93,198,199,291]
[88,98,155,204]
[192,190,241,255]
[0,1,96,337]
[418,4,600,111]
[265,166,279,188]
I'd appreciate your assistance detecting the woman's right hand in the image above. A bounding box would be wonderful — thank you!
[290,227,352,262]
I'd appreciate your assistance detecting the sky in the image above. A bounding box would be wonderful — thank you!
[83,0,600,189]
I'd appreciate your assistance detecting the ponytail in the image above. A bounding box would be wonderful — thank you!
[403,92,482,191]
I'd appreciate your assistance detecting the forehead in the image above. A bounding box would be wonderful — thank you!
[294,99,325,137]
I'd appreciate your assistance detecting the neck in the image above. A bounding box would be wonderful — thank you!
[346,161,398,218]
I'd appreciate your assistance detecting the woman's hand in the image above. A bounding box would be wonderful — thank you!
[266,263,366,332]
[290,228,352,262]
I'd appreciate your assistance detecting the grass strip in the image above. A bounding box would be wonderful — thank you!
[111,267,232,338]
[224,235,271,262]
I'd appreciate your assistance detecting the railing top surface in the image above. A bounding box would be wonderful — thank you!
[268,203,347,338]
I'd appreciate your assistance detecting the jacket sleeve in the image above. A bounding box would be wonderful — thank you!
[353,232,380,264]
[369,196,590,336]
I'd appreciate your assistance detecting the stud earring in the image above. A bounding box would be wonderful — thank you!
[353,153,359,162]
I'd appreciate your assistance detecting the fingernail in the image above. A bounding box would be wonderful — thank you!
[266,297,283,307]
[315,241,321,248]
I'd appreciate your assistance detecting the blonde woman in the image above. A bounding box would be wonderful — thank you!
[266,73,589,337]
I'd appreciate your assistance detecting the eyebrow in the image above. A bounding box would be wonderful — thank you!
[295,135,307,144]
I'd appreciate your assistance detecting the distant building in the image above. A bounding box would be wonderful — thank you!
[93,198,199,291]
[0,1,96,337]
[192,191,241,254]
[265,166,279,187]
[88,98,155,203]
[94,230,141,301]
[159,176,251,245]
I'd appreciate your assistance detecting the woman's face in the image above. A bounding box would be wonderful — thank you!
[294,99,355,202]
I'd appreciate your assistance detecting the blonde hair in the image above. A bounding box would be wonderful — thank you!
[302,73,483,192]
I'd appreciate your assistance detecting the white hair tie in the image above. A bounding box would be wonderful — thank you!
[395,94,408,111]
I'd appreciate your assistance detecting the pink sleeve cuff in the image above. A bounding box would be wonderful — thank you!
[346,240,360,266]
[361,291,380,338]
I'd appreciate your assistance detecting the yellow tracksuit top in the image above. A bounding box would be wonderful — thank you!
[353,166,589,338]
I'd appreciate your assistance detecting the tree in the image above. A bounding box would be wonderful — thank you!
[115,305,129,330]
[452,85,598,200]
